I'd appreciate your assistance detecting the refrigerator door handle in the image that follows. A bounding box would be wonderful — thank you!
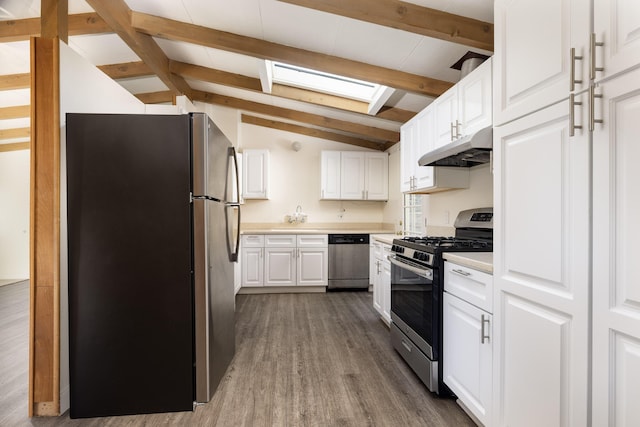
[228,146,241,262]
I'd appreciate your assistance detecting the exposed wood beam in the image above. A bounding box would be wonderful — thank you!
[278,0,493,51]
[135,90,174,104]
[98,61,152,79]
[376,105,415,123]
[0,73,30,91]
[191,90,399,143]
[131,11,453,97]
[241,114,384,151]
[0,127,30,139]
[85,0,192,98]
[0,141,30,152]
[0,13,110,42]
[0,105,30,119]
[170,61,262,91]
[270,84,369,114]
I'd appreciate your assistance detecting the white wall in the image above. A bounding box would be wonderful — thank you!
[425,163,493,234]
[0,150,30,279]
[238,122,388,225]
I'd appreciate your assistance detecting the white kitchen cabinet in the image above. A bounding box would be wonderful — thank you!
[493,98,590,427]
[241,235,265,288]
[443,261,493,426]
[493,0,589,125]
[434,57,492,148]
[340,151,366,200]
[591,66,640,427]
[242,149,269,199]
[320,150,341,200]
[371,240,391,325]
[320,151,388,200]
[241,234,328,288]
[400,120,417,193]
[443,293,492,427]
[593,0,640,82]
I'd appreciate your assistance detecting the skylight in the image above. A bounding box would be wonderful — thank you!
[261,61,394,115]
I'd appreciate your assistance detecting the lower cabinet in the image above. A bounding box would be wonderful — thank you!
[443,260,493,426]
[241,234,328,288]
[371,240,391,325]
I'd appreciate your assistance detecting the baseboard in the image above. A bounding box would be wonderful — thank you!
[238,286,326,294]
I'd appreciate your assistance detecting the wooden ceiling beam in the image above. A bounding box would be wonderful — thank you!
[0,127,30,139]
[278,0,493,51]
[191,90,399,143]
[98,61,153,79]
[134,90,174,104]
[0,13,110,42]
[241,114,384,151]
[0,73,30,90]
[0,141,30,152]
[131,11,453,97]
[85,0,192,98]
[0,105,30,119]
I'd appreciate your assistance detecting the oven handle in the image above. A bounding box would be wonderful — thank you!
[388,255,433,280]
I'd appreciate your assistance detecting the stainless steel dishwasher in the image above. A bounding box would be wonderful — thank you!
[328,234,370,290]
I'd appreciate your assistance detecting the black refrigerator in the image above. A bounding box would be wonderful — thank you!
[66,112,240,418]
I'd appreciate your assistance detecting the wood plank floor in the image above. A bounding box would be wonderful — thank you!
[2,285,474,426]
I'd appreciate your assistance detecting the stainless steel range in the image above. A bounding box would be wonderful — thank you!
[389,208,493,395]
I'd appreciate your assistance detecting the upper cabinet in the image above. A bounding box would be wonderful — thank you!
[434,58,492,148]
[242,149,269,199]
[493,0,589,125]
[320,151,388,201]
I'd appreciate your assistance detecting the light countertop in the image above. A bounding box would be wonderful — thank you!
[370,234,397,245]
[443,252,493,274]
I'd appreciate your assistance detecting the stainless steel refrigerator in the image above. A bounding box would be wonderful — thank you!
[66,112,240,418]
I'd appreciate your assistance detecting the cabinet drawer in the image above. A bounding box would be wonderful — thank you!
[241,234,264,247]
[265,234,296,247]
[444,261,493,313]
[297,234,328,247]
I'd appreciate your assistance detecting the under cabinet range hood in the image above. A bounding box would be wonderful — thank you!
[418,126,493,167]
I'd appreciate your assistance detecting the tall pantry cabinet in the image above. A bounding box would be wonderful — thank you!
[493,1,640,426]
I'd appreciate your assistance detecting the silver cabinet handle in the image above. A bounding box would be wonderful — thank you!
[481,314,490,343]
[569,93,582,137]
[570,47,583,91]
[401,339,412,353]
[450,122,455,142]
[452,268,471,277]
[589,85,604,131]
[590,33,604,80]
[455,119,461,138]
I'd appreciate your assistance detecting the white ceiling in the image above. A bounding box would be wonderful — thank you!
[0,0,494,144]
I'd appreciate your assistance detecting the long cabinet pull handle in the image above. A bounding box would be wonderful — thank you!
[589,85,604,131]
[569,93,583,137]
[481,315,490,343]
[450,122,455,142]
[452,268,471,277]
[455,119,461,138]
[590,33,604,80]
[570,47,583,91]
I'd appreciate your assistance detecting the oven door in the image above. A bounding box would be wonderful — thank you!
[388,254,439,360]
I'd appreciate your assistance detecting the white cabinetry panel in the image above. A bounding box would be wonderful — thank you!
[241,247,263,287]
[297,248,328,286]
[340,152,366,200]
[592,67,640,427]
[594,0,640,81]
[265,247,296,286]
[242,149,269,199]
[320,151,341,200]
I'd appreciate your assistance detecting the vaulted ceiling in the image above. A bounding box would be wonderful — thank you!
[0,0,494,151]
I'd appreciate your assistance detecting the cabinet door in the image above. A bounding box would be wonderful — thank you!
[592,68,640,427]
[443,293,492,426]
[320,151,341,200]
[433,86,458,148]
[369,243,376,286]
[264,247,296,286]
[340,152,365,200]
[458,57,492,137]
[241,247,263,287]
[297,247,328,286]
[400,120,416,192]
[493,0,589,125]
[493,99,590,427]
[242,149,269,199]
[381,248,391,325]
[414,108,435,190]
[364,153,388,200]
[594,0,640,82]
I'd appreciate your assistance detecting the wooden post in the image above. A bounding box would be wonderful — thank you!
[29,0,66,417]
